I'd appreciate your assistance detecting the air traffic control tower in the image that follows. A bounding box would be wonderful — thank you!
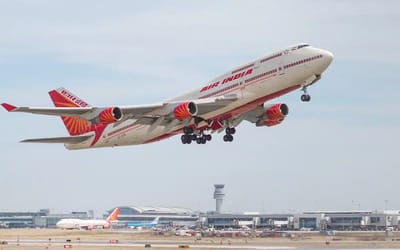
[213,184,225,214]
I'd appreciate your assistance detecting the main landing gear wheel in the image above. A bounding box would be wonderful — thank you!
[223,134,233,142]
[181,134,192,144]
[195,134,211,144]
[223,127,235,142]
[226,127,236,135]
[181,126,212,145]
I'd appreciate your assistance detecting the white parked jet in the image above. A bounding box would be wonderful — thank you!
[2,43,333,149]
[56,208,120,230]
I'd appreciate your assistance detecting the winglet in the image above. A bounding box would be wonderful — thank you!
[1,103,17,112]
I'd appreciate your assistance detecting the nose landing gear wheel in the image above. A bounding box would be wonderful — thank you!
[301,86,311,102]
[301,94,311,102]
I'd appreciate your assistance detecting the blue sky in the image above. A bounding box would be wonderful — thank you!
[0,1,399,216]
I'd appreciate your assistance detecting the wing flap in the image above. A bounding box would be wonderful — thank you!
[21,134,93,144]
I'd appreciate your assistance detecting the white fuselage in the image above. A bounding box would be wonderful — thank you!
[56,218,110,229]
[66,45,333,149]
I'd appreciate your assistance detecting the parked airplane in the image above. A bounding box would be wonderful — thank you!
[128,217,160,229]
[56,208,120,230]
[2,43,333,149]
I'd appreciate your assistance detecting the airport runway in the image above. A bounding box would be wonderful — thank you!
[1,229,400,250]
[3,238,297,249]
[3,238,400,250]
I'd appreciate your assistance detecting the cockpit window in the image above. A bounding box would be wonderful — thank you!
[297,44,310,49]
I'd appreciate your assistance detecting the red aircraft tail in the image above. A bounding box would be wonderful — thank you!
[48,88,91,136]
[106,208,120,223]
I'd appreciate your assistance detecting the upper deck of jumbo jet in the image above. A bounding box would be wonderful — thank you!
[170,44,333,101]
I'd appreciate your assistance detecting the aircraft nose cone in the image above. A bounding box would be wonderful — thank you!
[323,49,334,65]
[314,48,334,74]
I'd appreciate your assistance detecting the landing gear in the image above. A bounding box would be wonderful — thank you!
[181,126,212,145]
[181,125,236,144]
[183,127,194,135]
[195,134,212,144]
[223,134,233,142]
[226,127,236,135]
[301,86,311,102]
[181,134,192,144]
[223,127,235,142]
[301,94,311,102]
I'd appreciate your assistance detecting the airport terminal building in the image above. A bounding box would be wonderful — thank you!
[112,206,199,227]
[0,209,92,228]
[200,211,400,231]
[0,207,399,231]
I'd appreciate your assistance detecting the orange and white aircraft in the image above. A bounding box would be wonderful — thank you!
[2,43,333,149]
[56,207,120,230]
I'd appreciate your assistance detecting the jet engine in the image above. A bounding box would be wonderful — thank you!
[257,103,288,127]
[173,101,198,120]
[98,107,123,124]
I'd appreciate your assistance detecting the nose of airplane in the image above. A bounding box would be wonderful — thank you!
[322,49,334,65]
[313,48,334,73]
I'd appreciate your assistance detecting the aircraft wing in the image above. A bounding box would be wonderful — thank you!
[1,103,93,116]
[116,94,238,127]
[2,94,237,125]
[21,134,93,144]
[1,102,160,121]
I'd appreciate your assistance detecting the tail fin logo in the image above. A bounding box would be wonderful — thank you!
[106,208,120,222]
[60,89,89,107]
[49,88,91,136]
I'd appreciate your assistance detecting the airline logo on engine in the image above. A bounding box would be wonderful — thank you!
[61,89,89,107]
[200,69,253,93]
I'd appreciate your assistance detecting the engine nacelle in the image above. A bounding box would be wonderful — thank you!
[266,103,288,120]
[264,120,282,127]
[257,103,289,127]
[173,102,198,120]
[98,107,123,124]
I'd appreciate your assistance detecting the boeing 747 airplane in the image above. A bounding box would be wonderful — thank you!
[56,208,120,230]
[2,43,333,149]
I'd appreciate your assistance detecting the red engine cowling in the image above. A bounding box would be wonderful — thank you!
[98,107,123,124]
[258,103,289,127]
[266,103,289,120]
[264,120,282,127]
[173,102,198,120]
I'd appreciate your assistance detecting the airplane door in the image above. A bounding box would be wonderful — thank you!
[278,50,289,75]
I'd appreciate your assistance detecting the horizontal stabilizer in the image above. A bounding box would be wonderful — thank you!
[21,134,93,144]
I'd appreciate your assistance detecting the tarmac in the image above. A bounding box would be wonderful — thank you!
[1,229,400,250]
